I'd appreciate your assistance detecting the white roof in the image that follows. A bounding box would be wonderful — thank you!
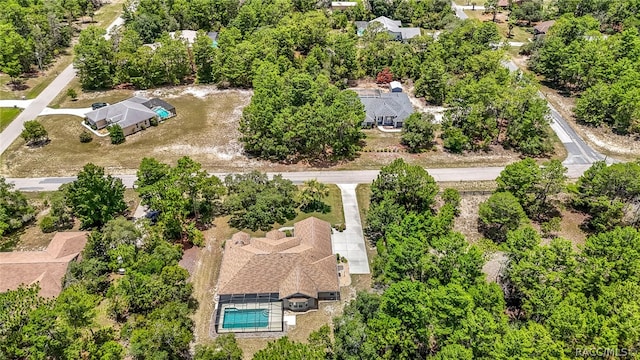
[390,81,402,89]
[371,16,402,31]
[369,16,421,40]
[169,30,198,44]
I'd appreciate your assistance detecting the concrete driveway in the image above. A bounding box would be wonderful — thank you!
[332,184,370,274]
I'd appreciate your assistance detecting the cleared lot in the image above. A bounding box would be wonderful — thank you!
[1,88,256,177]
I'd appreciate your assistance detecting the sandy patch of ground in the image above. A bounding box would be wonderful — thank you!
[482,251,508,283]
[541,86,640,161]
[454,194,490,244]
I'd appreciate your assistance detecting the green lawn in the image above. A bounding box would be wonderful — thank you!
[463,9,533,43]
[356,184,371,229]
[0,108,21,131]
[284,184,345,227]
[245,184,345,237]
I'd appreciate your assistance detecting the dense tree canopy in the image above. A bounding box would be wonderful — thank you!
[0,177,35,237]
[240,63,365,162]
[572,160,640,231]
[0,0,90,79]
[64,163,127,228]
[496,158,567,220]
[330,159,640,360]
[224,171,299,231]
[135,157,225,244]
[478,192,528,243]
[365,159,438,242]
[529,15,640,134]
[401,112,437,152]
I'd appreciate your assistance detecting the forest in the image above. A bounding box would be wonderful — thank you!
[526,2,640,134]
[0,0,104,81]
[4,157,640,358]
[0,157,335,359]
[332,158,640,360]
[73,0,553,161]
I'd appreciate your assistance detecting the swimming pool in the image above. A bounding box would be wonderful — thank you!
[222,308,269,329]
[154,107,171,119]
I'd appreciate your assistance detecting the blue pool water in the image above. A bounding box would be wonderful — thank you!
[222,308,269,329]
[154,107,170,119]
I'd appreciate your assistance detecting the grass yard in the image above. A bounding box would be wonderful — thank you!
[192,217,237,344]
[0,88,256,177]
[282,185,345,227]
[355,184,371,228]
[464,9,533,43]
[0,107,21,131]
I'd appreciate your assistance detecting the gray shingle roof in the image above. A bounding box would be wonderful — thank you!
[85,98,157,129]
[359,92,414,125]
[143,98,175,112]
[369,16,421,40]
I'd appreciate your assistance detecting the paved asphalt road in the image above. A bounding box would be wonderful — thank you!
[0,17,124,155]
[0,65,76,154]
[0,5,610,186]
[6,165,593,191]
[500,60,608,165]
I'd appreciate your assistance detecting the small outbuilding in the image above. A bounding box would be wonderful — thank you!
[389,81,403,92]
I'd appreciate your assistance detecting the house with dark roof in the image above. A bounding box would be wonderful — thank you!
[358,92,414,128]
[85,96,175,136]
[0,232,88,298]
[356,16,421,41]
[215,217,340,329]
[534,20,556,36]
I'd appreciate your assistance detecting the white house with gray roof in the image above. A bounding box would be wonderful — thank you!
[358,92,414,128]
[85,96,175,136]
[356,16,421,41]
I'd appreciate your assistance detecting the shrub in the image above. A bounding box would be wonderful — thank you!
[40,216,56,233]
[442,188,461,215]
[149,118,159,126]
[79,130,93,143]
[66,88,78,100]
[108,124,125,145]
[21,120,49,145]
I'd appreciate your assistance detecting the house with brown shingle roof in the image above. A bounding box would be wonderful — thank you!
[0,232,88,298]
[216,217,340,314]
[534,20,556,36]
